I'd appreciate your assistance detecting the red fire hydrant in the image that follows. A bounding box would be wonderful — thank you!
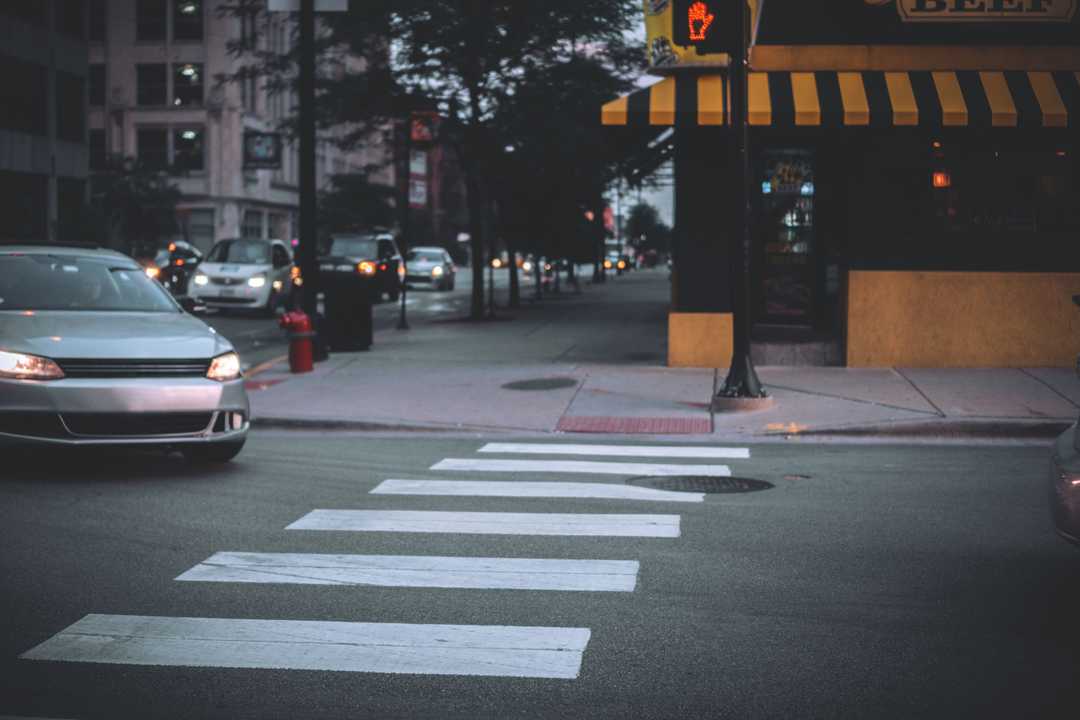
[279,311,314,374]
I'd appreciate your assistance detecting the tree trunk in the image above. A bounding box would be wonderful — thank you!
[507,240,520,308]
[463,154,486,320]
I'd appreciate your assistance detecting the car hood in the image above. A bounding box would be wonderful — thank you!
[198,262,272,278]
[408,259,441,270]
[0,311,232,360]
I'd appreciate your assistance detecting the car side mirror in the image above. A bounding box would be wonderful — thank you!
[177,295,206,315]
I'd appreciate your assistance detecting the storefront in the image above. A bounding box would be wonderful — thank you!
[604,0,1080,368]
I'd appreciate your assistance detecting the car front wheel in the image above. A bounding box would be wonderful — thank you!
[182,439,246,464]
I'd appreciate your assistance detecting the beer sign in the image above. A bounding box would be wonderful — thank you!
[891,0,1077,22]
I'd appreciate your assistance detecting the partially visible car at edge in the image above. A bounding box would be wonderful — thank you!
[1050,294,1080,547]
[188,237,295,314]
[320,233,405,301]
[405,246,456,291]
[0,245,249,461]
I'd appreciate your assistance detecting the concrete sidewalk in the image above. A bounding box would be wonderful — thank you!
[245,270,1079,440]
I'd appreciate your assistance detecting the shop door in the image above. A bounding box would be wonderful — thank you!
[757,150,816,325]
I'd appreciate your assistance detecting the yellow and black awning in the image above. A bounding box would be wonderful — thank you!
[601,71,1079,128]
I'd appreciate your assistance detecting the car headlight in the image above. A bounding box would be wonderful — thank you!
[145,266,161,279]
[522,261,533,272]
[206,352,241,382]
[193,273,209,286]
[0,350,64,380]
[247,274,267,288]
[397,263,406,280]
[431,266,444,277]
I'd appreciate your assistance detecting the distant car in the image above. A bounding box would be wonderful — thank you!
[1050,295,1080,547]
[321,233,405,301]
[188,238,295,314]
[405,246,456,291]
[0,245,249,462]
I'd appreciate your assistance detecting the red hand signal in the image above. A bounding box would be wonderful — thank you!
[687,1,715,42]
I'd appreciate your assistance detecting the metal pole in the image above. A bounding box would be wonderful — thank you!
[716,0,766,400]
[298,0,318,319]
[398,119,410,330]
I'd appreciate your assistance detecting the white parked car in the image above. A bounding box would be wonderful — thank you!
[188,238,295,314]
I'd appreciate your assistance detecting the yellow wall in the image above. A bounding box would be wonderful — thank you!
[669,312,733,368]
[847,271,1080,368]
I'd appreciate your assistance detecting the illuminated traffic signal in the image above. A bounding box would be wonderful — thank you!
[671,0,738,55]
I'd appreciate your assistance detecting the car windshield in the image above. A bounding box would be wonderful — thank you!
[0,254,178,312]
[206,239,271,264]
[406,250,444,263]
[329,236,378,258]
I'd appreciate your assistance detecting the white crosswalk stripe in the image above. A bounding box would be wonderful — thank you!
[430,458,732,477]
[371,478,704,503]
[177,552,640,592]
[21,614,591,679]
[479,442,750,459]
[288,509,681,537]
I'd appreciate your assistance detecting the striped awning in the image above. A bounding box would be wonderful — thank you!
[601,71,1079,128]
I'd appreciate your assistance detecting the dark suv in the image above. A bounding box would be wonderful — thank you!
[319,233,404,301]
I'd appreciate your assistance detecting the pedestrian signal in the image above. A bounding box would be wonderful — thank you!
[672,0,737,55]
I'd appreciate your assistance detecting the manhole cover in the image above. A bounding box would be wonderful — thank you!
[626,476,774,494]
[501,377,579,391]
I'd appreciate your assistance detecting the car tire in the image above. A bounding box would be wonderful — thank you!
[182,439,246,464]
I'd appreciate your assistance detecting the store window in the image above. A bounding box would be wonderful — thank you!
[173,63,204,106]
[89,129,107,171]
[849,138,1079,272]
[173,127,204,171]
[242,210,264,239]
[89,0,107,42]
[186,208,215,252]
[56,72,86,144]
[89,64,106,107]
[136,64,168,106]
[136,0,167,42]
[137,128,169,170]
[173,1,203,41]
[0,170,48,241]
[0,54,48,136]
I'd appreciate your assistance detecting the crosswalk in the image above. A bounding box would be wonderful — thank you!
[21,441,753,682]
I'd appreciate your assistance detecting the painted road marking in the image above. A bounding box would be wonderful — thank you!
[177,552,640,592]
[21,614,591,679]
[430,458,731,477]
[372,479,704,503]
[288,510,681,537]
[479,443,750,459]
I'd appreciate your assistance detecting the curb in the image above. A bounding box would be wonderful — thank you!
[250,416,512,434]
[783,419,1072,440]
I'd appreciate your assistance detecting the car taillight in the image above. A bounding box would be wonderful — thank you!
[379,263,388,271]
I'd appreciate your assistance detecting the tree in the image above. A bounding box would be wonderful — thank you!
[318,172,396,242]
[624,202,671,255]
[218,0,647,319]
[73,157,181,258]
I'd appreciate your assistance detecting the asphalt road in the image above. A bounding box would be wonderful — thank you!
[3,435,1078,719]
[203,266,548,371]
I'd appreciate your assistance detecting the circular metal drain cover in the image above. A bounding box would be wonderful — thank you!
[626,476,774,494]
[501,377,579,391]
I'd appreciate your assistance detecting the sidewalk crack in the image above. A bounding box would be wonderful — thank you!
[1019,368,1080,411]
[893,368,946,417]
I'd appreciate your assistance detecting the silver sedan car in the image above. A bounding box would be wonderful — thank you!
[0,245,249,462]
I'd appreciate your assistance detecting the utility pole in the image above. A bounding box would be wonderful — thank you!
[714,0,766,403]
[397,117,411,330]
[298,0,318,319]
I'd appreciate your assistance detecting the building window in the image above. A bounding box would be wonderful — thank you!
[173,0,203,41]
[242,210,264,239]
[173,63,203,106]
[89,0,107,42]
[56,72,85,144]
[0,2,48,26]
[89,64,106,107]
[136,64,167,106]
[0,54,48,136]
[136,0,167,42]
[173,127,204,171]
[0,170,48,242]
[56,0,86,39]
[186,208,215,252]
[137,128,169,170]
[89,129,107,170]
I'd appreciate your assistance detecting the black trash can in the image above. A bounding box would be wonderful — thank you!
[323,275,373,351]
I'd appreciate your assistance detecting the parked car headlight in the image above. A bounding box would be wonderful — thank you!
[522,261,533,273]
[145,266,161,279]
[247,274,267,288]
[0,350,65,380]
[193,273,209,286]
[206,352,241,382]
[431,266,444,277]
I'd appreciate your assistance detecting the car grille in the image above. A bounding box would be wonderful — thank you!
[61,412,214,437]
[56,359,211,378]
[211,277,245,286]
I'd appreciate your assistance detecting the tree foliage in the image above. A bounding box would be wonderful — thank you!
[74,158,181,258]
